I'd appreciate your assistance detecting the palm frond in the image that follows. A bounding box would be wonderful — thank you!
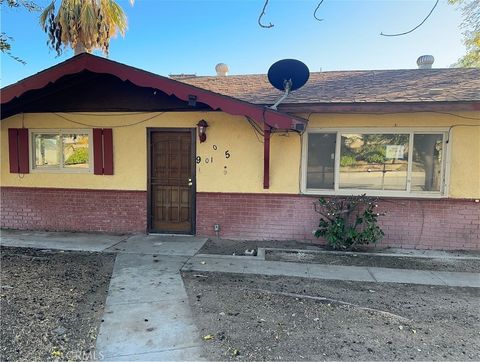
[39,1,55,28]
[40,0,132,55]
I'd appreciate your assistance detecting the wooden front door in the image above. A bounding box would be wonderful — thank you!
[148,130,195,234]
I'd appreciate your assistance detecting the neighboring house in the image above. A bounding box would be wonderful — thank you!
[1,53,479,250]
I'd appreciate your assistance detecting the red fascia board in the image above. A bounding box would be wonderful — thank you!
[1,54,306,130]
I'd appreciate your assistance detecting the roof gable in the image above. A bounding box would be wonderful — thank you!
[1,71,212,119]
[1,54,305,129]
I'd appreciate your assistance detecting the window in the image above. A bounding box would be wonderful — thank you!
[303,129,448,196]
[31,130,92,172]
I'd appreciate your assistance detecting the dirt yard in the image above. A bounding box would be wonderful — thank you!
[0,246,115,361]
[198,239,324,256]
[265,249,480,273]
[183,272,480,361]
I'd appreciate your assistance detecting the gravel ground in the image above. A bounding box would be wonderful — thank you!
[265,250,480,273]
[183,272,480,361]
[0,246,115,361]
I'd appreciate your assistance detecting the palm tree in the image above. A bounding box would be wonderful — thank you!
[40,0,134,56]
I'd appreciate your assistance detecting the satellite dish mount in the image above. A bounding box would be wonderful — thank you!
[267,59,309,110]
[271,79,292,110]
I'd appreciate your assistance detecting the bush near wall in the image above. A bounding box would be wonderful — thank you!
[314,195,385,251]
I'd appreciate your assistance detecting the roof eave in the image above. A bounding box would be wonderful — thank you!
[276,101,480,113]
[1,54,306,130]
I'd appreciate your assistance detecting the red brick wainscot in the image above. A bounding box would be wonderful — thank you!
[196,192,480,250]
[1,187,147,233]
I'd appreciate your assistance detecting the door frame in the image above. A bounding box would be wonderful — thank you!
[147,128,197,235]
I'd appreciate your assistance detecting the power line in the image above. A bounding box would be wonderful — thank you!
[53,112,166,128]
[380,0,439,37]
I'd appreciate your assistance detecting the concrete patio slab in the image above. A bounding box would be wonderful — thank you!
[0,229,125,252]
[106,234,207,256]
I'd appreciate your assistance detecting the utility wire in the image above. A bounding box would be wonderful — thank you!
[446,124,480,143]
[53,112,166,128]
[245,116,264,143]
[313,0,325,21]
[380,0,439,37]
[258,0,274,28]
[58,112,160,117]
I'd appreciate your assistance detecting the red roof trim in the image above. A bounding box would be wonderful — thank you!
[1,53,306,130]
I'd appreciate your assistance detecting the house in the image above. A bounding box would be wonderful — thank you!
[1,53,479,250]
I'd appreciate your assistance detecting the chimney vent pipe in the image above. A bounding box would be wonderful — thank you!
[215,63,229,76]
[417,55,434,69]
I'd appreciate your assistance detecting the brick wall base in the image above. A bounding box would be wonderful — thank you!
[1,187,147,233]
[2,188,479,250]
[196,192,480,250]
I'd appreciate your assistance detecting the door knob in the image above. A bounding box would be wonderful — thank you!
[188,178,192,186]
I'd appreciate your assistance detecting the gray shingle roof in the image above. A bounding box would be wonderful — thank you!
[176,68,480,105]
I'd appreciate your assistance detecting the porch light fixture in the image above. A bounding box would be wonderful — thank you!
[197,120,208,143]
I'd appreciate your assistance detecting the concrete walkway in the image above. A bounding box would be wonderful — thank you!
[182,253,480,288]
[95,235,208,361]
[0,229,126,252]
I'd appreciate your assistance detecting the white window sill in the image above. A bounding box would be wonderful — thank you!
[301,189,446,199]
[30,168,93,174]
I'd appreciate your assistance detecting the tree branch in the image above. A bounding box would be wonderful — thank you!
[380,0,439,37]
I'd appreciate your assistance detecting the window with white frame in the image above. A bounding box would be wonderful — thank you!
[30,130,92,172]
[303,129,447,196]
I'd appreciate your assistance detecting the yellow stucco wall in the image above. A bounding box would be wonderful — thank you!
[0,112,300,194]
[1,111,478,198]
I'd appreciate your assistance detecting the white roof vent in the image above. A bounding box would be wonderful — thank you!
[417,55,434,69]
[215,63,229,76]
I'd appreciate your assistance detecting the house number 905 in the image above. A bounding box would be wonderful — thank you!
[196,150,230,165]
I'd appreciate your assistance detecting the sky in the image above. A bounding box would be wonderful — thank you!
[0,0,466,86]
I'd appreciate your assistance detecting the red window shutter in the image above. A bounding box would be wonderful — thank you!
[8,128,29,174]
[102,129,114,175]
[18,128,29,173]
[8,129,19,173]
[92,128,114,175]
[93,128,104,175]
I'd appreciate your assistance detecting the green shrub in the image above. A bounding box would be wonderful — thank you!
[314,195,384,251]
[65,148,88,165]
[340,155,356,167]
[364,152,386,164]
[361,145,386,164]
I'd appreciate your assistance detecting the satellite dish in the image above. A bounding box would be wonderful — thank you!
[268,59,310,92]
